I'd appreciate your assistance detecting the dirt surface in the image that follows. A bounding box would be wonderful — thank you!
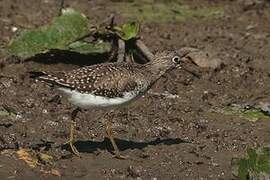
[0,0,270,179]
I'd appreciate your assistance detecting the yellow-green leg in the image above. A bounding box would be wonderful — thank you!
[68,120,81,157]
[105,120,127,159]
[65,108,81,157]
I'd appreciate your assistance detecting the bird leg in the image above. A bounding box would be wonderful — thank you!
[65,107,81,157]
[104,112,127,159]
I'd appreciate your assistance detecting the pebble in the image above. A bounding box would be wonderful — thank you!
[127,166,144,178]
[11,26,18,32]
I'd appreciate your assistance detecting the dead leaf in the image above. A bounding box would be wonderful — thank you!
[38,153,54,164]
[51,169,61,177]
[16,148,38,168]
[41,169,61,177]
[178,47,222,69]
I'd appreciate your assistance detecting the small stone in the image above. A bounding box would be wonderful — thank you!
[246,24,256,30]
[138,150,150,159]
[257,102,270,115]
[127,166,144,178]
[25,98,35,108]
[47,120,58,126]
[11,26,18,32]
[161,33,171,40]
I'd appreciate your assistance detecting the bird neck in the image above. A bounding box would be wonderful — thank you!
[142,60,172,84]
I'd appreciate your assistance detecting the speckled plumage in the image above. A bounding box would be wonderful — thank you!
[32,51,181,108]
[37,63,148,98]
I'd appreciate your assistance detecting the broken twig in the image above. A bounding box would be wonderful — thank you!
[100,14,115,28]
[135,39,154,62]
[58,0,65,16]
[126,52,135,63]
[117,39,125,63]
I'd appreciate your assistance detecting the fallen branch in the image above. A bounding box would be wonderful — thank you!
[108,39,118,62]
[126,52,134,63]
[135,39,154,62]
[100,14,115,28]
[58,0,65,16]
[117,39,125,63]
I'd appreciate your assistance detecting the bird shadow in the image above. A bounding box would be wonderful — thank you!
[26,50,110,66]
[61,137,190,154]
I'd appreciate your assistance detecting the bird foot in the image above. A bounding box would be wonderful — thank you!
[112,151,128,159]
[64,140,81,157]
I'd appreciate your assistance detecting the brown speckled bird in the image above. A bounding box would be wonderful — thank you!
[31,51,182,158]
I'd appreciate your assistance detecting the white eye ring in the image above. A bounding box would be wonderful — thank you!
[172,56,181,64]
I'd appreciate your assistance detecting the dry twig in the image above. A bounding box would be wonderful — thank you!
[135,39,154,62]
[58,0,65,16]
[117,39,125,63]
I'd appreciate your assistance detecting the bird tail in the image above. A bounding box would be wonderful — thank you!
[29,71,48,79]
[28,71,57,85]
[29,71,71,88]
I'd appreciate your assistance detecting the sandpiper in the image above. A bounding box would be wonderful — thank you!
[31,51,182,158]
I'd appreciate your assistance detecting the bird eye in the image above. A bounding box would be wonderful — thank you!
[172,56,181,64]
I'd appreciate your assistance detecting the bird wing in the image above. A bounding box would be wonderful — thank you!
[32,63,147,98]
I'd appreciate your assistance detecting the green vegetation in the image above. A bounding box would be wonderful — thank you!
[111,0,224,22]
[236,147,270,180]
[8,9,111,59]
[7,2,222,60]
[7,8,142,59]
[212,106,270,122]
[242,110,269,121]
[0,106,17,118]
[67,41,111,55]
[114,22,140,41]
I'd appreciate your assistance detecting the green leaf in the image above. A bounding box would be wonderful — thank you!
[116,22,139,41]
[38,152,54,164]
[0,106,17,118]
[238,159,249,180]
[8,8,91,58]
[247,148,257,170]
[237,147,270,179]
[256,147,270,173]
[111,2,224,22]
[243,110,269,121]
[217,105,270,122]
[67,41,111,54]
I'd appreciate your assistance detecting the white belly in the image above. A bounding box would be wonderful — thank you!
[58,88,139,109]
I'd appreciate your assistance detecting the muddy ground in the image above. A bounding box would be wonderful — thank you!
[0,0,270,179]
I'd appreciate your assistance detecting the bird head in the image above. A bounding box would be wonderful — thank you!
[151,51,182,72]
